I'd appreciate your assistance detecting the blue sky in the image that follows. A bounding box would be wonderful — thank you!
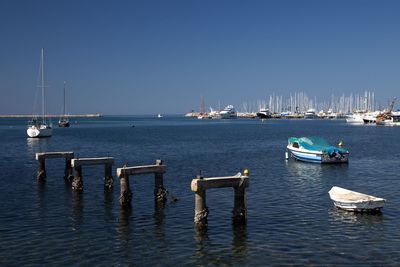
[1,0,399,115]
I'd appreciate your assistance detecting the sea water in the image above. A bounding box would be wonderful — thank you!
[1,117,400,266]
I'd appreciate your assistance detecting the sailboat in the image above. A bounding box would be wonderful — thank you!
[27,48,53,138]
[58,81,70,127]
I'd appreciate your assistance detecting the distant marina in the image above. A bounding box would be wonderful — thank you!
[185,90,400,125]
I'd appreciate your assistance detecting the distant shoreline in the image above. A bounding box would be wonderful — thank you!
[0,114,102,118]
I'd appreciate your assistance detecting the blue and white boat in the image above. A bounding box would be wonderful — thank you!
[286,137,349,163]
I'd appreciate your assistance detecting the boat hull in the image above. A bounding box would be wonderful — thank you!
[287,146,349,164]
[256,112,271,119]
[27,126,52,138]
[330,199,385,212]
[58,121,70,127]
[329,186,385,212]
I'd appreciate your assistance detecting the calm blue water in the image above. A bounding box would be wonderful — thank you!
[1,116,400,266]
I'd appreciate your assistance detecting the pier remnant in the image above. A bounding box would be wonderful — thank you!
[116,160,167,207]
[190,171,250,227]
[71,157,114,191]
[35,152,75,182]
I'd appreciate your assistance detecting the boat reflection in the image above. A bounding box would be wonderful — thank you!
[328,208,384,225]
[286,160,349,181]
[231,224,248,258]
[286,160,324,180]
[26,136,50,155]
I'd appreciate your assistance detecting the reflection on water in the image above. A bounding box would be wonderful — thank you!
[153,200,166,239]
[104,191,114,222]
[286,160,324,180]
[232,224,248,259]
[71,192,84,230]
[118,206,132,247]
[35,182,47,220]
[286,160,349,181]
[26,137,50,155]
[193,224,248,264]
[194,226,209,258]
[328,208,384,225]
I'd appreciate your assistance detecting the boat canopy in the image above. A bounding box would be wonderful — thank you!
[288,136,348,156]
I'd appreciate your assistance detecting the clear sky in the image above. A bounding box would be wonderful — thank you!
[1,0,399,115]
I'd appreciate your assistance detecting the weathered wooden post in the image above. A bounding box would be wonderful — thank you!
[194,175,208,227]
[191,171,249,227]
[154,159,167,202]
[37,157,46,182]
[233,184,247,223]
[72,165,83,191]
[104,163,114,190]
[35,152,74,182]
[64,158,73,182]
[116,160,167,207]
[71,157,114,192]
[119,168,132,207]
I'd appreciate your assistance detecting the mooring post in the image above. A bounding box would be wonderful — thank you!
[232,185,247,224]
[232,169,249,224]
[119,170,132,206]
[37,158,46,182]
[72,165,83,191]
[194,175,208,227]
[104,163,114,191]
[154,159,167,202]
[191,171,249,227]
[64,158,73,182]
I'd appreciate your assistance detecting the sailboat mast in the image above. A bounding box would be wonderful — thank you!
[41,48,45,123]
[63,81,66,115]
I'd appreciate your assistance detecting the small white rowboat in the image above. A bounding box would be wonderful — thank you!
[328,186,386,212]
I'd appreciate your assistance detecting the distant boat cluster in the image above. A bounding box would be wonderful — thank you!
[185,91,399,125]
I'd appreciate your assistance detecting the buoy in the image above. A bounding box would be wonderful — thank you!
[243,169,249,176]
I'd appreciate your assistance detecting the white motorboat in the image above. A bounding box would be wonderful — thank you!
[304,109,317,119]
[345,110,366,123]
[376,111,400,126]
[286,137,349,164]
[27,48,52,138]
[328,186,386,212]
[256,108,272,119]
[219,105,237,119]
[362,111,379,124]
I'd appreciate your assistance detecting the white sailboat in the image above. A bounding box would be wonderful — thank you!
[27,48,53,138]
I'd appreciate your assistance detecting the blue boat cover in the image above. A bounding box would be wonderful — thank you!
[288,136,348,156]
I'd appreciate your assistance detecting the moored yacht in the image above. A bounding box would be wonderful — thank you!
[376,111,400,126]
[362,111,379,124]
[304,109,317,119]
[256,108,272,119]
[219,105,237,119]
[345,110,366,123]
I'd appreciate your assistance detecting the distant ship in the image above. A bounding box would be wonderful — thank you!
[256,108,272,119]
[219,105,237,119]
[304,109,317,119]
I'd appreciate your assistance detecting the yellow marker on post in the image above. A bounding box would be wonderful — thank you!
[338,140,343,148]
